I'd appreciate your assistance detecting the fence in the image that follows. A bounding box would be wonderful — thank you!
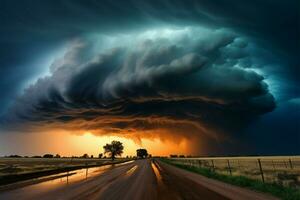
[0,158,131,176]
[167,156,300,188]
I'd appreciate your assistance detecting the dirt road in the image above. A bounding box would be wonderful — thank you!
[0,159,278,200]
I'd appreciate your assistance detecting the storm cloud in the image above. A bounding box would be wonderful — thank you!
[1,26,276,153]
[0,0,298,155]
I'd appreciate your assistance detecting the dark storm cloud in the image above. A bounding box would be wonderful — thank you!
[0,0,298,113]
[0,0,299,154]
[2,27,275,146]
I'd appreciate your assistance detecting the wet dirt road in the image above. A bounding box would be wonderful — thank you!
[0,159,278,200]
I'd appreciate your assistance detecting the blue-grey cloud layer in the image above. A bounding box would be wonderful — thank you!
[2,27,276,154]
[0,0,299,154]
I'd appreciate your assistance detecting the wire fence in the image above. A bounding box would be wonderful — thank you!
[167,156,300,188]
[0,158,131,176]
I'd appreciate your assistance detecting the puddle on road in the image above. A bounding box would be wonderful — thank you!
[125,165,138,176]
[151,161,163,185]
[0,160,135,196]
[151,161,182,200]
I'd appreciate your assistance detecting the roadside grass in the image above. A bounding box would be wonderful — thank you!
[161,159,300,200]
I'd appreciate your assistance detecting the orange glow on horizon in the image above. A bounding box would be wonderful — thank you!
[0,130,194,157]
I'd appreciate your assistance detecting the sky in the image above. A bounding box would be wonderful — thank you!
[0,0,299,156]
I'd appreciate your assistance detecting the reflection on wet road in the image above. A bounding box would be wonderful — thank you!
[0,160,135,200]
[0,159,277,200]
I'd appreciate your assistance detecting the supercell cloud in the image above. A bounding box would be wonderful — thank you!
[2,27,276,153]
[0,0,299,154]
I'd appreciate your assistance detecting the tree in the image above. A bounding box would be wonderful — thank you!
[43,154,54,158]
[8,155,22,158]
[98,153,103,158]
[103,141,124,160]
[55,154,61,158]
[136,149,148,158]
[82,153,89,158]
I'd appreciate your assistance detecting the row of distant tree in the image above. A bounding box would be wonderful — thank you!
[5,154,79,158]
[4,141,150,160]
[4,154,128,159]
[170,155,190,158]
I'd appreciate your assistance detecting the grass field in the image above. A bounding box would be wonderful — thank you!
[0,157,131,186]
[162,158,300,200]
[167,156,300,188]
[0,158,113,175]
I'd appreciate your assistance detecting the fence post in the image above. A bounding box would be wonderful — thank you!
[284,161,288,168]
[198,160,202,168]
[211,160,215,171]
[289,159,293,169]
[272,160,275,170]
[227,159,232,176]
[257,159,265,183]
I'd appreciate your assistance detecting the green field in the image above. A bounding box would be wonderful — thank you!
[165,155,300,200]
[162,157,300,200]
[164,156,300,200]
[168,156,300,188]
